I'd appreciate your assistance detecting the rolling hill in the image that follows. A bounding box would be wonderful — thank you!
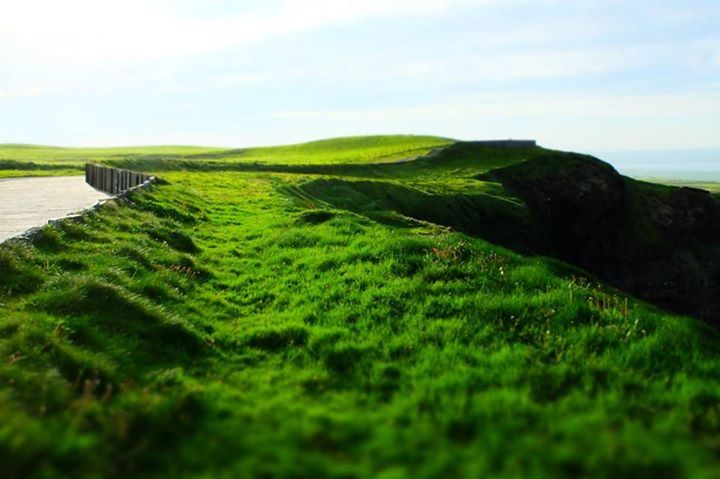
[0,135,453,178]
[1,136,720,478]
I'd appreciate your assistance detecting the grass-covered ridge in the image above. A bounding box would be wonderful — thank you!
[0,135,453,178]
[2,138,720,477]
[220,134,453,165]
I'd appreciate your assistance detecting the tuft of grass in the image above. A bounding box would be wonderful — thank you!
[36,277,203,356]
[297,209,336,225]
[0,247,44,295]
[243,325,310,351]
[148,228,200,254]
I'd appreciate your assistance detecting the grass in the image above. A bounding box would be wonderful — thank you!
[0,160,84,178]
[638,178,720,193]
[0,144,223,164]
[0,135,452,177]
[1,136,720,478]
[219,135,453,165]
[0,169,83,178]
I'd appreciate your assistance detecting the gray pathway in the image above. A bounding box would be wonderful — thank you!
[0,176,109,242]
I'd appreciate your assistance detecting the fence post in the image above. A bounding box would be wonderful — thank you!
[84,163,154,195]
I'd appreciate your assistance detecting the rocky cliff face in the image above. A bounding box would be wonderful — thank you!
[484,153,720,326]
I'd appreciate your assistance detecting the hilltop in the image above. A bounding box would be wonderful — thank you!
[1,136,720,478]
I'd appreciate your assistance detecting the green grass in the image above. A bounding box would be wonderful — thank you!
[2,137,720,478]
[0,135,452,178]
[639,178,720,193]
[221,135,453,165]
[0,169,82,178]
[0,144,223,164]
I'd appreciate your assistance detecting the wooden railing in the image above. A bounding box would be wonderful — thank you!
[85,164,153,195]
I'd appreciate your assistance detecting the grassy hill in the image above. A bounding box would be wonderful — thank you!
[2,136,720,478]
[0,135,452,178]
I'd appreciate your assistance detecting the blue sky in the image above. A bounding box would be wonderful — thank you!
[0,0,718,151]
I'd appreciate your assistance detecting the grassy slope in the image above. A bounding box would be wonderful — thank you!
[0,145,224,163]
[1,138,720,478]
[0,136,452,178]
[0,145,223,178]
[224,135,453,165]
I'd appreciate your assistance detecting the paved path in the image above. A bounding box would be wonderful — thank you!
[0,176,109,242]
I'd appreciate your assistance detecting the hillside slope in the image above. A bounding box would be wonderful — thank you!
[0,135,452,178]
[1,138,720,478]
[284,142,720,325]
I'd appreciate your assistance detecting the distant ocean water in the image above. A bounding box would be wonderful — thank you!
[592,149,720,181]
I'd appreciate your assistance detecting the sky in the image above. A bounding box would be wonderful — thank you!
[0,0,718,152]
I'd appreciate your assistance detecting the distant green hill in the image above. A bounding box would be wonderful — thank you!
[227,135,454,164]
[0,135,453,178]
[0,144,224,162]
[2,136,720,478]
[0,144,224,178]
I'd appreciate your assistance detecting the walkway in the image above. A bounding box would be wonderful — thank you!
[0,176,109,242]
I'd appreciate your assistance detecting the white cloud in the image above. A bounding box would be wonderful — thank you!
[0,0,483,66]
[268,90,720,149]
[384,49,634,82]
[202,44,639,91]
[0,0,716,151]
[0,1,186,65]
[0,86,54,99]
[270,91,720,121]
[209,73,269,88]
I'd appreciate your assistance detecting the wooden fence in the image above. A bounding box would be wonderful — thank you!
[85,164,153,195]
[470,140,537,148]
